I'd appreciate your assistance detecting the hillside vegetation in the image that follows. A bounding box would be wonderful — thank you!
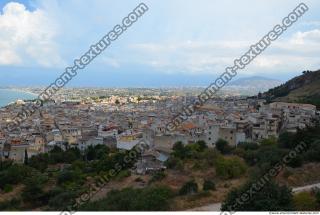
[262,69,320,108]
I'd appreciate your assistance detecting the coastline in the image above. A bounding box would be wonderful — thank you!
[0,88,38,108]
[3,88,38,97]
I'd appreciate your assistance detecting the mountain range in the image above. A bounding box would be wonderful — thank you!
[225,76,283,96]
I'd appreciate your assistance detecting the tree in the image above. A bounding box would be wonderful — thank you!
[164,157,183,170]
[215,156,247,179]
[196,140,208,151]
[149,171,166,183]
[222,180,293,211]
[64,148,81,163]
[315,189,320,206]
[278,132,295,149]
[86,145,109,161]
[260,136,277,146]
[255,145,287,170]
[172,141,187,159]
[179,180,198,195]
[304,140,320,162]
[57,169,83,185]
[133,186,174,210]
[48,146,65,164]
[0,164,31,188]
[22,182,45,207]
[81,186,173,211]
[48,189,78,210]
[215,139,232,154]
[28,153,49,172]
[287,154,303,168]
[238,142,259,151]
[0,198,21,210]
[21,172,48,207]
[0,160,13,171]
[24,149,28,165]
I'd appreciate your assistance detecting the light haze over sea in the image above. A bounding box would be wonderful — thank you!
[0,89,36,107]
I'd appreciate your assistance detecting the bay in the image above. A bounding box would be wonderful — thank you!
[0,89,37,107]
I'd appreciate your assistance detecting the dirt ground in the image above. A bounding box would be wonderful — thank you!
[277,162,320,187]
[0,184,24,202]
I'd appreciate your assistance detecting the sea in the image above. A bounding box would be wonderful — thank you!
[0,89,37,108]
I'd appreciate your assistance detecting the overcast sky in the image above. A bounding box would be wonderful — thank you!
[0,0,319,87]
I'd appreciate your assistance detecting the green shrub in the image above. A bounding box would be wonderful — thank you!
[215,156,247,179]
[0,198,21,210]
[179,180,198,195]
[293,192,317,211]
[57,169,83,185]
[81,186,173,211]
[164,157,183,170]
[115,170,131,180]
[3,184,13,193]
[222,180,293,211]
[0,164,31,188]
[149,171,166,183]
[203,180,216,191]
[215,139,233,154]
[48,190,78,210]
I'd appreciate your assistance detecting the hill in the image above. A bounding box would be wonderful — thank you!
[262,69,320,108]
[230,76,282,87]
[225,76,282,96]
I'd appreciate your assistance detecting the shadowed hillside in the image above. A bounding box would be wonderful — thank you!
[262,69,320,108]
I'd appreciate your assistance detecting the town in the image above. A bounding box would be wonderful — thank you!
[1,91,319,175]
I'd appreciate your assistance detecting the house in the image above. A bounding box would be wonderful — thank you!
[219,126,237,146]
[98,124,118,138]
[135,150,166,175]
[205,124,220,147]
[47,141,68,151]
[2,139,29,163]
[117,130,144,150]
[153,134,188,153]
[76,137,104,151]
[28,136,46,157]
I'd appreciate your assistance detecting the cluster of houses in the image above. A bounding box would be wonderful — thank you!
[0,98,319,174]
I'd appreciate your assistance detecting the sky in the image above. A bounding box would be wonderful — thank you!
[0,0,319,87]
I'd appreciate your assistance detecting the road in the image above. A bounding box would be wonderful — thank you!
[189,202,222,211]
[292,182,320,193]
[189,182,320,211]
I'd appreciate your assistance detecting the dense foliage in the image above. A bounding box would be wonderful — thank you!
[222,180,293,211]
[81,186,174,211]
[1,122,320,211]
[0,144,141,210]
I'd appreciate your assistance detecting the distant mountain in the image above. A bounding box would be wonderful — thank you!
[225,76,282,96]
[262,69,320,108]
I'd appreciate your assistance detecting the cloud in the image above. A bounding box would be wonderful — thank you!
[0,0,319,82]
[290,29,320,45]
[130,41,244,74]
[100,57,120,68]
[130,28,320,75]
[0,2,64,67]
